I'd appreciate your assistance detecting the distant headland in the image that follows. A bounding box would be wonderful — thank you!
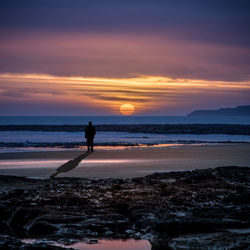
[188,105,250,117]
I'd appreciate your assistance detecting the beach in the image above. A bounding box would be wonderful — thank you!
[1,0,250,248]
[0,144,249,179]
[1,134,250,249]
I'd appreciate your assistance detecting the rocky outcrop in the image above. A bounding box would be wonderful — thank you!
[1,124,250,135]
[0,234,68,249]
[188,105,250,117]
[0,166,249,249]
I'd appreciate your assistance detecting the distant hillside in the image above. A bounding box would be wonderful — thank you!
[188,105,250,117]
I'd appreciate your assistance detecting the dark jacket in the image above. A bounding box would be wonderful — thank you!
[85,125,96,139]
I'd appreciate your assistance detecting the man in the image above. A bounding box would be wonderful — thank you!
[85,121,96,152]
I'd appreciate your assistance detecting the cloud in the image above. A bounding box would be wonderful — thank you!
[86,94,151,103]
[0,88,66,99]
[0,73,249,115]
[0,1,250,81]
[1,1,249,47]
[1,1,249,115]
[0,32,250,81]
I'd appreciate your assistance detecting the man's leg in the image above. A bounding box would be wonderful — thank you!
[90,138,94,152]
[87,138,90,152]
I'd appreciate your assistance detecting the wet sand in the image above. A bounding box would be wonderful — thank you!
[0,144,250,179]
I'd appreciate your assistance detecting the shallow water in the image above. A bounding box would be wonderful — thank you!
[0,159,65,169]
[70,239,151,250]
[22,239,151,250]
[1,131,250,144]
[1,144,250,179]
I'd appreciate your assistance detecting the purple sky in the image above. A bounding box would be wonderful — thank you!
[0,0,249,115]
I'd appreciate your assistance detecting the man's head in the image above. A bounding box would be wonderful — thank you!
[89,121,92,126]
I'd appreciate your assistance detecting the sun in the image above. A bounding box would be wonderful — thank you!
[120,103,135,116]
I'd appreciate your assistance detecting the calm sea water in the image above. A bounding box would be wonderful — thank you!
[1,115,250,125]
[1,131,250,144]
[0,116,250,152]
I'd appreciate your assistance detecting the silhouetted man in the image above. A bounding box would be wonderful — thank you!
[85,121,96,152]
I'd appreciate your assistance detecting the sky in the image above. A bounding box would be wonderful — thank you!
[0,0,250,115]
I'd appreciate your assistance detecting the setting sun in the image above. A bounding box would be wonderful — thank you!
[120,103,135,116]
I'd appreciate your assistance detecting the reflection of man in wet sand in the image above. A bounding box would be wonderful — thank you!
[85,121,96,152]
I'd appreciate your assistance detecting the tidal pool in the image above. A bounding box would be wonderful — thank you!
[23,239,151,250]
[70,239,151,250]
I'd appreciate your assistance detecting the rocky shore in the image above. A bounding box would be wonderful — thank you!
[0,166,250,249]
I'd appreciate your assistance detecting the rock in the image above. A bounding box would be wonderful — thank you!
[0,166,249,249]
[105,230,114,236]
[0,234,69,249]
[29,221,58,236]
[114,202,130,215]
[168,231,250,249]
[125,229,135,234]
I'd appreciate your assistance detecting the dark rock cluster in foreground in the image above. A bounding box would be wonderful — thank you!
[0,166,250,249]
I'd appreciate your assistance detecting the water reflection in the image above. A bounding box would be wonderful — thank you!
[22,239,151,250]
[0,160,64,169]
[69,239,151,250]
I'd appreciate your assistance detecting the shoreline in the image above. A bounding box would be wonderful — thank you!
[1,142,249,158]
[1,141,250,151]
[0,144,250,179]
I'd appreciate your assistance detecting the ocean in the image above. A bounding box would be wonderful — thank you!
[1,115,250,125]
[1,116,250,152]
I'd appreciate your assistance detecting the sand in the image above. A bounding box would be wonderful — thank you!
[0,144,250,179]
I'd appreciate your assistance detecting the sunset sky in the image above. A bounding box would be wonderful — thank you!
[0,0,250,115]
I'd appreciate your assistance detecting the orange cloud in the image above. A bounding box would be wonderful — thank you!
[0,73,250,115]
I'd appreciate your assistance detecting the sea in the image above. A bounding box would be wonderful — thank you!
[1,116,250,153]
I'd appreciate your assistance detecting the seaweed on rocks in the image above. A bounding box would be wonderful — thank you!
[0,166,249,249]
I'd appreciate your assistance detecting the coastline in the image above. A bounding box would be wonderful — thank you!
[1,142,250,248]
[0,144,250,179]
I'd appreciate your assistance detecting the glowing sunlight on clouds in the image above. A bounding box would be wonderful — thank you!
[0,73,250,115]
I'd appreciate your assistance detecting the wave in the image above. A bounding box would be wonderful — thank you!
[1,124,250,135]
[1,115,250,125]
